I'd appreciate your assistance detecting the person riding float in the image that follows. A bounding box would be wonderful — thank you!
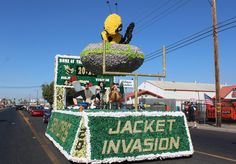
[109,83,123,109]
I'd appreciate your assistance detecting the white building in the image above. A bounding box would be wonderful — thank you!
[138,80,216,107]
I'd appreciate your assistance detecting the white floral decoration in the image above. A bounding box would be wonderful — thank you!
[46,110,194,163]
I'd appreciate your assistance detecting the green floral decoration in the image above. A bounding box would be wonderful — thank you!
[71,118,87,158]
[46,112,81,153]
[56,87,65,110]
[80,42,144,60]
[45,111,193,163]
[88,115,190,160]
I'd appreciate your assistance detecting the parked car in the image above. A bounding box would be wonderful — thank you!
[30,106,44,116]
[43,108,52,123]
[0,105,5,109]
[27,106,36,113]
[15,105,25,110]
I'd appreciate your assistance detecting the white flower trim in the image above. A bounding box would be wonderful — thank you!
[47,110,194,163]
[83,113,91,160]
[55,54,81,61]
[183,110,194,154]
[53,110,187,118]
[70,117,84,155]
[45,133,71,160]
[67,150,193,164]
[53,55,59,110]
[45,119,88,163]
[88,151,193,164]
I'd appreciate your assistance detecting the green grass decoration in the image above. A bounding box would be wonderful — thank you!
[80,43,144,60]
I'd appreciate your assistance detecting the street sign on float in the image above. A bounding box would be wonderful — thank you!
[54,55,114,110]
[119,80,134,88]
[55,55,113,87]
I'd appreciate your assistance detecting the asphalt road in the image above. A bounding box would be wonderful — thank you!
[0,107,236,164]
[0,107,70,164]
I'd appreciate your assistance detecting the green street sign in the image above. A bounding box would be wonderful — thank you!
[55,55,113,87]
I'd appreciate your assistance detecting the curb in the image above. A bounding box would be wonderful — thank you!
[190,124,236,133]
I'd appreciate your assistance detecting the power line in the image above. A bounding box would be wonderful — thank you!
[135,0,184,30]
[145,24,236,62]
[144,17,236,62]
[144,24,236,62]
[144,16,236,59]
[134,0,191,35]
[134,0,174,26]
[165,16,236,51]
[208,0,213,7]
[145,16,236,60]
[145,32,213,62]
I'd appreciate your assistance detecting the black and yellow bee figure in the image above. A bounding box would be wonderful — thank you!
[101,13,135,44]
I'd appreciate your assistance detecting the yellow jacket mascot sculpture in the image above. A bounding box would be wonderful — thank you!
[101,14,135,44]
[80,13,143,74]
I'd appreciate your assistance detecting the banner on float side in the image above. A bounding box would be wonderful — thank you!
[88,112,193,162]
[45,112,82,155]
[45,111,193,163]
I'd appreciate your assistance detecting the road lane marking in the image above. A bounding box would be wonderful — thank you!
[0,108,6,112]
[15,110,236,163]
[195,150,236,162]
[18,111,61,164]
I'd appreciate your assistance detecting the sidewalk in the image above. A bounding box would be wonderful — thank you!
[188,122,236,133]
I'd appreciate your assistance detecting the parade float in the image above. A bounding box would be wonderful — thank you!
[45,10,193,164]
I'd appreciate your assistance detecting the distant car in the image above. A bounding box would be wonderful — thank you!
[43,108,52,123]
[30,106,44,116]
[15,105,25,110]
[27,106,36,113]
[0,105,5,109]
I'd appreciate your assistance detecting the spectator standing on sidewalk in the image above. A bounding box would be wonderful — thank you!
[183,101,189,120]
[189,102,197,128]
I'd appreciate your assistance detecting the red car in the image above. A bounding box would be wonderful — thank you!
[30,106,44,116]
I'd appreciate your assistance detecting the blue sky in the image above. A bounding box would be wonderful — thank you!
[0,0,236,99]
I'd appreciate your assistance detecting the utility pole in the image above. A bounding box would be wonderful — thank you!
[37,89,39,105]
[212,0,221,127]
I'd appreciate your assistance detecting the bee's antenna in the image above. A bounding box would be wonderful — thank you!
[115,1,118,14]
[106,1,112,14]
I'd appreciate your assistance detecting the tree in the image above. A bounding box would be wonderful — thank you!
[41,81,54,106]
